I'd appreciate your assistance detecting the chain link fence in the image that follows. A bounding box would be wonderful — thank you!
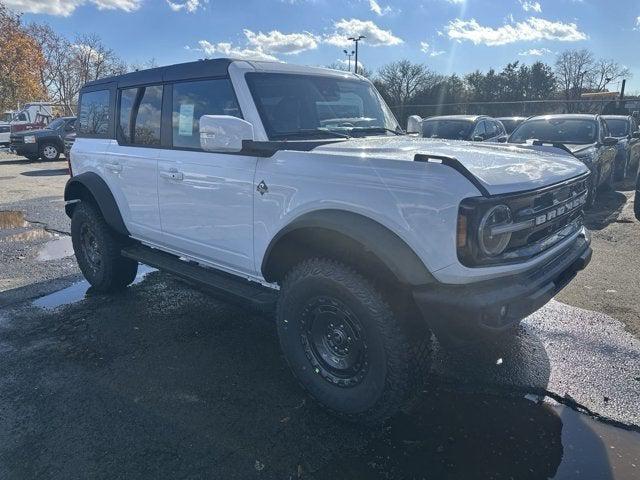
[390,99,640,125]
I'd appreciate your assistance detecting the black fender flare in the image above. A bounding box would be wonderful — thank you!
[64,172,129,235]
[261,209,435,286]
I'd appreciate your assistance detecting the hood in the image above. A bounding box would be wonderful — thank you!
[562,143,597,155]
[314,136,588,196]
[11,128,52,137]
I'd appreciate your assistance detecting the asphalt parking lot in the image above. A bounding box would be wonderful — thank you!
[1,149,639,479]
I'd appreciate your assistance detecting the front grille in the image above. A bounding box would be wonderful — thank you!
[502,176,588,259]
[9,136,23,145]
[0,126,9,134]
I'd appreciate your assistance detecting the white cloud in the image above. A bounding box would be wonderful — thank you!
[519,1,542,13]
[430,50,446,57]
[369,0,391,16]
[446,17,587,46]
[243,29,319,55]
[446,0,466,4]
[635,16,640,30]
[324,18,403,47]
[518,47,553,56]
[166,0,203,13]
[2,0,141,16]
[196,40,279,62]
[420,41,430,53]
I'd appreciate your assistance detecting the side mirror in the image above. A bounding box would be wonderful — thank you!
[406,115,422,134]
[472,135,484,142]
[497,137,507,143]
[602,137,618,146]
[632,131,640,139]
[199,115,254,153]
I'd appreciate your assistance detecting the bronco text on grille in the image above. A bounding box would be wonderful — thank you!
[457,174,589,267]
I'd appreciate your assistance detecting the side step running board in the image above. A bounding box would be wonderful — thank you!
[121,245,278,312]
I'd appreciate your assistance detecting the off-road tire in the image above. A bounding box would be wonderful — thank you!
[71,201,138,292]
[39,142,60,161]
[276,258,431,425]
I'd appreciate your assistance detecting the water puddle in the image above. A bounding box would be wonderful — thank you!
[36,236,74,261]
[316,388,640,480]
[1,229,52,243]
[32,265,156,310]
[0,211,28,229]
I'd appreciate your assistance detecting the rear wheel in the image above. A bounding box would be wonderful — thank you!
[71,202,138,292]
[39,142,60,161]
[276,258,431,424]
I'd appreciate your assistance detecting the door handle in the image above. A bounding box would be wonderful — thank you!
[105,162,122,173]
[160,169,184,181]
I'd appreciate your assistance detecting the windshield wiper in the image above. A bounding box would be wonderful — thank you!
[349,127,404,137]
[273,128,351,140]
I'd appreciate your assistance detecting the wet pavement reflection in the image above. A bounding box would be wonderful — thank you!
[0,272,638,479]
[315,386,640,480]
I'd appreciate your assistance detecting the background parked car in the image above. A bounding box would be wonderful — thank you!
[508,114,618,206]
[411,115,508,142]
[10,116,76,161]
[496,116,527,135]
[0,111,14,145]
[602,115,640,181]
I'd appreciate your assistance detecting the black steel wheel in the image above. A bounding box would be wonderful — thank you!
[300,295,369,388]
[71,201,138,292]
[277,258,431,424]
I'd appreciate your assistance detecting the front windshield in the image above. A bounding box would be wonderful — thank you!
[246,73,400,140]
[421,119,473,140]
[499,119,521,134]
[46,118,66,130]
[604,118,629,137]
[1,113,13,123]
[509,118,598,145]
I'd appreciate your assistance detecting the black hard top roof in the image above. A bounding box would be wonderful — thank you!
[82,58,234,89]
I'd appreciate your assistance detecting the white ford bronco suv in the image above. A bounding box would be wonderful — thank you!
[66,59,592,423]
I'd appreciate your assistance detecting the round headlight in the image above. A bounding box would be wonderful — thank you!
[478,204,512,257]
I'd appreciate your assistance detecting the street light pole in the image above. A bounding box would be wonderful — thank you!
[343,49,354,72]
[347,35,365,74]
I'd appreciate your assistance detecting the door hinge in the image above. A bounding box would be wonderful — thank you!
[256,180,269,195]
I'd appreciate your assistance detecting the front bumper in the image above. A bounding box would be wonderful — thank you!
[413,229,592,346]
[10,140,37,157]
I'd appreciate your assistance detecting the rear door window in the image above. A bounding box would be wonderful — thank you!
[118,85,163,146]
[171,78,241,149]
[78,89,111,136]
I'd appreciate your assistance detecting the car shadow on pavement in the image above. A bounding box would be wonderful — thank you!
[585,189,628,231]
[0,272,631,480]
[21,168,69,177]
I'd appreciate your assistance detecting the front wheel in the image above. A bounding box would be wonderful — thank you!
[71,202,138,292]
[276,258,431,424]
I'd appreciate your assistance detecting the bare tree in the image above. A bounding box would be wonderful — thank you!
[25,27,126,114]
[555,49,594,110]
[588,58,630,92]
[375,60,435,119]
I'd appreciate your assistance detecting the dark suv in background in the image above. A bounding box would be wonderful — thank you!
[508,114,618,206]
[10,116,76,161]
[602,115,640,181]
[419,115,508,142]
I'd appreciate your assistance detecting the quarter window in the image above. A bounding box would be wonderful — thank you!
[118,85,163,146]
[78,89,111,136]
[172,78,241,149]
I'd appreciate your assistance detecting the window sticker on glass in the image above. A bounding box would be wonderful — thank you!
[178,104,195,136]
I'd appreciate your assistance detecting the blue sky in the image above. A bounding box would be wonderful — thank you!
[6,0,640,92]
